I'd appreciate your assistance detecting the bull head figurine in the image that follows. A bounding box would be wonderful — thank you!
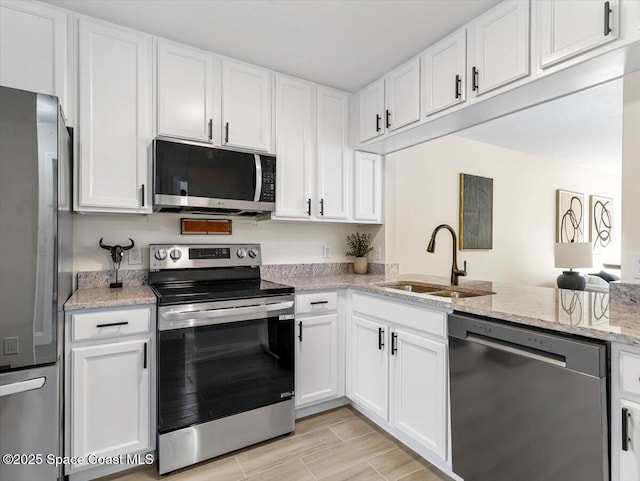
[99,238,135,288]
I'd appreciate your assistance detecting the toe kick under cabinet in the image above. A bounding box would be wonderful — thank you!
[64,305,156,481]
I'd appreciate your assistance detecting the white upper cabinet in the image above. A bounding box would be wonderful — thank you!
[316,86,350,220]
[359,79,385,143]
[0,1,71,123]
[157,40,215,142]
[423,29,467,115]
[77,18,152,213]
[353,151,383,224]
[384,57,421,131]
[274,75,314,219]
[221,59,272,152]
[539,0,619,69]
[470,0,530,95]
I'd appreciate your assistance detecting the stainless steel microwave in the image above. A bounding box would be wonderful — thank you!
[153,138,276,215]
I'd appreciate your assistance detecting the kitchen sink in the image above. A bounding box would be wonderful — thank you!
[383,282,442,294]
[427,289,492,298]
[383,282,494,299]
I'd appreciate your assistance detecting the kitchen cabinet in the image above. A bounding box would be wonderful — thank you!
[384,57,421,131]
[0,0,71,124]
[295,291,343,409]
[469,0,529,95]
[353,151,383,223]
[358,79,385,143]
[157,40,215,142]
[76,18,152,213]
[64,305,155,479]
[316,86,350,220]
[539,0,619,69]
[422,29,467,116]
[274,75,314,219]
[348,292,449,461]
[221,59,272,152]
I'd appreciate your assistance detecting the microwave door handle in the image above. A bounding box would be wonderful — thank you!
[165,300,294,321]
[254,154,262,202]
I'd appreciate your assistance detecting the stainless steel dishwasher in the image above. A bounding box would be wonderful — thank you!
[449,313,608,481]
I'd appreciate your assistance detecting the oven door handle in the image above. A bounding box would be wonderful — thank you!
[162,300,294,323]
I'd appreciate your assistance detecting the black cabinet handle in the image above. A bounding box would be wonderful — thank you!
[376,114,381,132]
[320,198,324,216]
[391,332,398,355]
[604,1,612,35]
[141,184,145,207]
[307,198,311,216]
[472,67,479,92]
[455,74,462,99]
[96,321,129,328]
[385,109,391,128]
[208,119,213,140]
[378,327,384,350]
[298,321,303,342]
[310,301,329,305]
[143,342,147,369]
[224,122,229,143]
[623,407,630,451]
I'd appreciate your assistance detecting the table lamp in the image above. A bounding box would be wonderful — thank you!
[554,242,593,290]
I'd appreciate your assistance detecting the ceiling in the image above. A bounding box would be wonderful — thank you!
[43,0,499,92]
[457,79,624,176]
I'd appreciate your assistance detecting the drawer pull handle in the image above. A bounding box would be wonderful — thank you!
[310,301,329,305]
[96,321,129,328]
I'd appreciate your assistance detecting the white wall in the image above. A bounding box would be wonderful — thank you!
[385,135,621,287]
[73,214,381,272]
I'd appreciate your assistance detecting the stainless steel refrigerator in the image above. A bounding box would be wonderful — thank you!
[0,86,73,481]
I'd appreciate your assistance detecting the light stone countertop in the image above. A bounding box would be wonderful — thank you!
[64,285,157,310]
[263,272,640,346]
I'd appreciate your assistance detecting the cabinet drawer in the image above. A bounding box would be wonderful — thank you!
[296,291,338,315]
[621,350,640,397]
[71,307,151,342]
[352,292,446,339]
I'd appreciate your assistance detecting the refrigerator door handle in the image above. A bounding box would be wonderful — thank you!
[0,377,46,397]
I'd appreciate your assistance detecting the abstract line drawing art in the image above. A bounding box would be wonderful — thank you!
[556,190,584,243]
[590,195,613,254]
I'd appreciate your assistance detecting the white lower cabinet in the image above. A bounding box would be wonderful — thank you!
[348,292,449,463]
[65,305,155,480]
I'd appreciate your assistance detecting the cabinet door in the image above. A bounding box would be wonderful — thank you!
[274,75,314,219]
[350,315,388,420]
[359,79,385,142]
[77,19,152,212]
[316,86,350,220]
[221,59,272,152]
[353,151,383,223]
[390,329,447,459]
[539,0,619,68]
[471,0,529,95]
[157,40,214,142]
[384,57,420,131]
[0,1,71,124]
[295,313,339,407]
[71,339,150,467]
[423,29,466,115]
[620,399,640,480]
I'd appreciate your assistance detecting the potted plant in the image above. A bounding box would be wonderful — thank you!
[346,232,374,274]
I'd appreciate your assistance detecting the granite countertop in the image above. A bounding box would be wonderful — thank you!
[264,272,640,346]
[65,285,157,310]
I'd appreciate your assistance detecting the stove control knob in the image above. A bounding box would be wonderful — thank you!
[236,248,247,259]
[248,248,258,259]
[170,249,182,261]
[155,249,167,261]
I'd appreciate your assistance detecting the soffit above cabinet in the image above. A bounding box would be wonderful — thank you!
[42,0,499,92]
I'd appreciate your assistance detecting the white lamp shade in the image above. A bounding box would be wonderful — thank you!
[554,242,593,269]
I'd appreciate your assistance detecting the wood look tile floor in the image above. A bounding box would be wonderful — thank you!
[100,406,453,481]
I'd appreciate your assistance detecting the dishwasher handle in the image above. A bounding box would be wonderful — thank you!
[467,333,566,368]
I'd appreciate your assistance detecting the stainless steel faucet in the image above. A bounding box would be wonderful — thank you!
[426,224,467,286]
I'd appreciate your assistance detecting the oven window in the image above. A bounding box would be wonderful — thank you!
[158,317,294,434]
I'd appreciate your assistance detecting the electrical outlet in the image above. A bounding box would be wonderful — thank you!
[634,253,640,279]
[374,246,382,260]
[322,245,331,259]
[128,247,142,265]
[3,337,19,355]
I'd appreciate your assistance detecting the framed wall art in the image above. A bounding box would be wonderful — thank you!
[459,173,493,250]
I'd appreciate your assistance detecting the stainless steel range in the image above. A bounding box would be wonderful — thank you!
[149,244,295,475]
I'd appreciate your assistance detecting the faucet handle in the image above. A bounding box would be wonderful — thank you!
[460,261,467,276]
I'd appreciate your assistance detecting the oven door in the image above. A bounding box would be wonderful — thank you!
[157,296,295,435]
